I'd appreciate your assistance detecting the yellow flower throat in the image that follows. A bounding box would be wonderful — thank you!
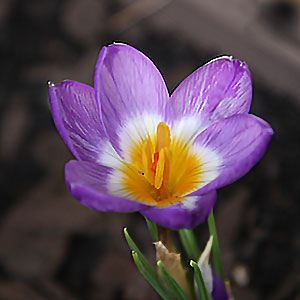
[120,122,204,207]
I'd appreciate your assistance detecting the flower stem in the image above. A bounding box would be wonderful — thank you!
[178,229,200,261]
[207,209,225,280]
[158,226,176,253]
[145,217,159,242]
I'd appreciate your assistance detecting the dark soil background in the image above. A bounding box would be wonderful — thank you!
[0,0,299,299]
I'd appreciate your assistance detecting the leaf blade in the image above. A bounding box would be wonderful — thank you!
[157,260,191,300]
[132,252,171,300]
[190,260,212,300]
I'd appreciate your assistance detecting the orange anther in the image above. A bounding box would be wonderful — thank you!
[156,122,171,152]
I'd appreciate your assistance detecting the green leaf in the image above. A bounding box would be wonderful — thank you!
[179,229,201,261]
[190,260,212,300]
[207,210,225,280]
[124,228,171,299]
[132,252,171,300]
[145,217,159,242]
[123,227,158,280]
[157,260,191,300]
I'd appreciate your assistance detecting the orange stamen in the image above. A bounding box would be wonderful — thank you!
[156,122,171,152]
[121,121,205,207]
[151,152,160,173]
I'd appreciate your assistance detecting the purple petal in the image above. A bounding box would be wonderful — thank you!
[94,43,169,156]
[190,114,273,196]
[167,57,252,127]
[212,271,228,300]
[49,81,106,162]
[141,191,216,229]
[65,160,152,212]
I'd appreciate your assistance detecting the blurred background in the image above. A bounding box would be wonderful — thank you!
[0,0,299,299]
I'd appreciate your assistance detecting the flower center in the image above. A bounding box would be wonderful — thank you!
[142,122,171,192]
[114,121,212,207]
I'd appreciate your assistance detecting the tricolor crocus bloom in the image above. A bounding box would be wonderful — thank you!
[49,43,273,229]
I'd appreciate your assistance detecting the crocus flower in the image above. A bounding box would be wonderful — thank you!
[198,236,228,300]
[49,43,273,229]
